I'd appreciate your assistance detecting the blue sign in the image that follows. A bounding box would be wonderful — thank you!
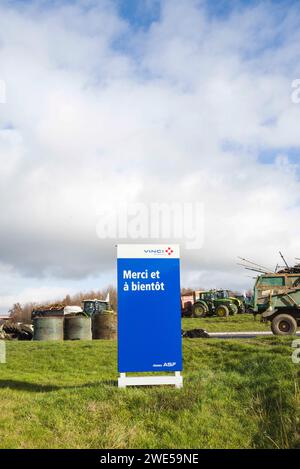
[117,244,182,373]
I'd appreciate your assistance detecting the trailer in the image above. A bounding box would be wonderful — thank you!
[252,272,300,335]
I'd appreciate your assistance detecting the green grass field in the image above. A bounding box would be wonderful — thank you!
[181,314,270,332]
[0,331,299,448]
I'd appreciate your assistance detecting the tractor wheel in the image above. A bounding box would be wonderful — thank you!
[238,304,246,314]
[192,303,207,318]
[271,314,297,336]
[215,305,230,318]
[229,304,238,316]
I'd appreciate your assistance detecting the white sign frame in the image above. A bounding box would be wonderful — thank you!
[118,372,183,388]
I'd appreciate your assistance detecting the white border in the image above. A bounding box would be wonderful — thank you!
[117,244,180,259]
[118,372,183,388]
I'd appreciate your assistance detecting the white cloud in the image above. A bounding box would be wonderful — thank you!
[0,0,300,311]
[0,286,71,312]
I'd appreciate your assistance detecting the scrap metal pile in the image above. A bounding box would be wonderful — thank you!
[238,253,300,275]
[277,263,300,274]
[32,303,86,318]
[32,304,65,317]
[0,321,33,340]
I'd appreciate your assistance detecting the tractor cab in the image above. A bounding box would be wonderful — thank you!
[82,299,110,317]
[214,289,245,314]
[198,291,214,302]
[214,290,229,299]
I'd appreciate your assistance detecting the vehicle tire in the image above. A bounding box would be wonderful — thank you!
[229,304,238,316]
[238,304,246,314]
[192,303,207,318]
[215,305,230,318]
[271,314,297,336]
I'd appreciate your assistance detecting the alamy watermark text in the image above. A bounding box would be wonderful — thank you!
[96,202,205,250]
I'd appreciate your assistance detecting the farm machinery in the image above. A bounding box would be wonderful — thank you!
[191,289,244,318]
[82,298,113,316]
[240,254,300,335]
[250,271,300,335]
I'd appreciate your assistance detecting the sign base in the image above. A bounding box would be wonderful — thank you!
[118,372,183,388]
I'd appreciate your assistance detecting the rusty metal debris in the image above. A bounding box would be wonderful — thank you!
[276,264,300,274]
[0,321,33,340]
[238,253,300,275]
[32,304,65,318]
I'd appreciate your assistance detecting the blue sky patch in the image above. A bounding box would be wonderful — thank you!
[222,139,300,168]
[116,0,160,30]
[258,147,300,165]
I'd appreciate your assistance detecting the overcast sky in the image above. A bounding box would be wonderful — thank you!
[0,0,300,312]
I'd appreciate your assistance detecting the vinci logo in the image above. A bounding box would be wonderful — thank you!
[144,247,174,256]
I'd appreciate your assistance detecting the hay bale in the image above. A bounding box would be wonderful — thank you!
[92,312,117,340]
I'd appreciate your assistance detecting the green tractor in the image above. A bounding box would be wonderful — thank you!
[191,291,214,318]
[82,297,113,317]
[215,290,246,314]
[192,290,239,318]
[235,293,253,314]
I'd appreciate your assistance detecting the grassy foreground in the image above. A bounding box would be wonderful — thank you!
[0,337,299,449]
